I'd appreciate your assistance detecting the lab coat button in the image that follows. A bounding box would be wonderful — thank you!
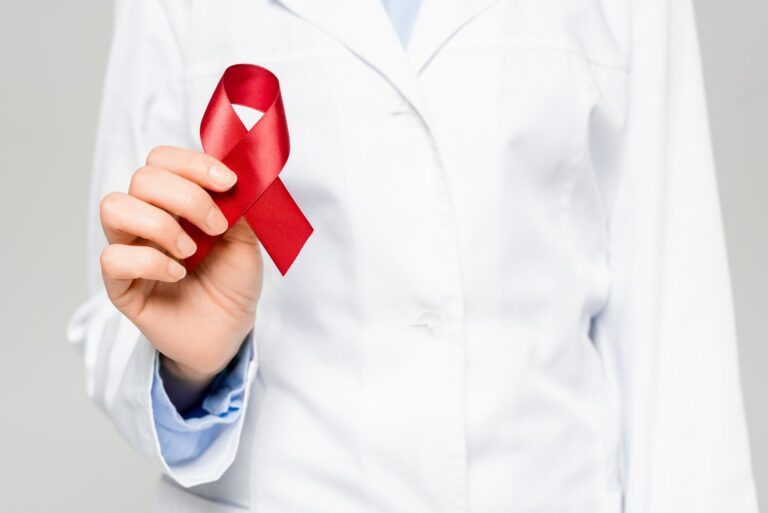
[399,110,422,128]
[406,312,445,340]
[389,100,422,127]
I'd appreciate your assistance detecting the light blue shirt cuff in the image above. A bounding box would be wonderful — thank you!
[150,333,253,467]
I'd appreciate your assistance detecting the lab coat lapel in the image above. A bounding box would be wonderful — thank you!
[408,0,504,73]
[273,0,429,117]
[272,0,502,138]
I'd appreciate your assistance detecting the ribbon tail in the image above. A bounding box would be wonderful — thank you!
[244,178,313,275]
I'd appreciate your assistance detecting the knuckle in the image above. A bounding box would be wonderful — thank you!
[146,145,171,166]
[154,213,177,238]
[99,246,116,273]
[128,167,151,195]
[140,250,158,276]
[183,185,209,214]
[201,153,220,171]
[183,148,212,170]
[143,215,163,237]
[99,192,121,220]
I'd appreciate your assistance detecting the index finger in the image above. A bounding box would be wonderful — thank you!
[146,145,238,192]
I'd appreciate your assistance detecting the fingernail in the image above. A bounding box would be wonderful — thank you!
[206,207,228,234]
[168,260,186,280]
[209,165,237,187]
[176,233,197,257]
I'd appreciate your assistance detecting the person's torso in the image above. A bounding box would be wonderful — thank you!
[156,0,629,511]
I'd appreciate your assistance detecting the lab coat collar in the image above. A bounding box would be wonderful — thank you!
[409,0,503,73]
[273,0,502,127]
[274,0,427,117]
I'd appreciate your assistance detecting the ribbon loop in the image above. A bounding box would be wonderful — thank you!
[181,64,313,275]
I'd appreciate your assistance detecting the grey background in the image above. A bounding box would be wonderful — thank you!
[0,1,765,511]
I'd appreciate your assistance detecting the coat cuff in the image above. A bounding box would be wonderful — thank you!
[150,335,253,466]
[120,322,257,488]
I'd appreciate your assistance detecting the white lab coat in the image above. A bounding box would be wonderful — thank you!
[67,0,759,511]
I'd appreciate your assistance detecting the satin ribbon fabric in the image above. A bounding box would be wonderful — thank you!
[180,64,313,275]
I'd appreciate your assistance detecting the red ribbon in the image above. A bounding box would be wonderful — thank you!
[181,64,313,275]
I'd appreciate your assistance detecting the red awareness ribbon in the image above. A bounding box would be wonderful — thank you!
[181,64,313,275]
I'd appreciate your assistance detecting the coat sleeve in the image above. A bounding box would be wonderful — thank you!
[589,0,759,510]
[65,0,257,488]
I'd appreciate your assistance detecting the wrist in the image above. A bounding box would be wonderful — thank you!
[159,354,219,405]
[157,329,253,412]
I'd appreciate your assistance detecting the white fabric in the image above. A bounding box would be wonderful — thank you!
[67,0,758,511]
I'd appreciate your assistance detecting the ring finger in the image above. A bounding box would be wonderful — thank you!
[100,192,197,259]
